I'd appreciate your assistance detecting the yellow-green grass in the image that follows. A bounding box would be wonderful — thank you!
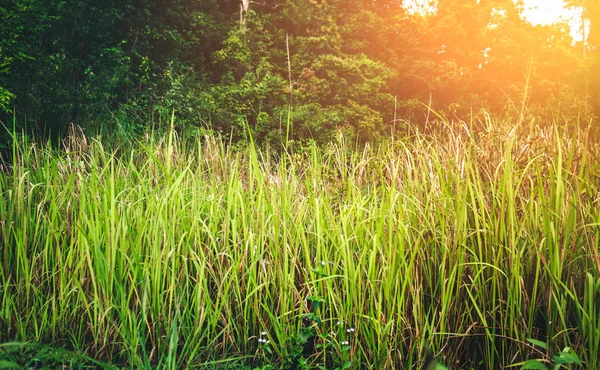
[1,121,599,369]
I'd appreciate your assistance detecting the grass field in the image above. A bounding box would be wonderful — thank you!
[1,120,599,369]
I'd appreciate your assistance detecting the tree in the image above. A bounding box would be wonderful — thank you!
[0,0,594,147]
[567,0,600,115]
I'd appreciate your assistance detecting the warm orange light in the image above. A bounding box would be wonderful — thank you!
[522,0,588,41]
[521,0,572,25]
[404,0,587,41]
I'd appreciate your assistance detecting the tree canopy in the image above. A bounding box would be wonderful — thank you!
[0,0,596,146]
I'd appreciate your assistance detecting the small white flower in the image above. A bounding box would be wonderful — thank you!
[336,321,343,325]
[321,261,326,266]
[341,341,349,345]
[261,331,267,336]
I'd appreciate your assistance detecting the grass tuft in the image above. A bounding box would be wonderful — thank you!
[1,120,599,368]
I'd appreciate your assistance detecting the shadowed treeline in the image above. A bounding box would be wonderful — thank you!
[1,0,599,147]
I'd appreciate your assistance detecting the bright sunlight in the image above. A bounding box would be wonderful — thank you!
[406,0,587,40]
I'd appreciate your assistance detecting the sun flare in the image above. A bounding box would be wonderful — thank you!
[405,0,586,40]
[522,0,588,41]
[521,0,572,25]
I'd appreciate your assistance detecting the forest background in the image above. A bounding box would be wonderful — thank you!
[1,0,599,147]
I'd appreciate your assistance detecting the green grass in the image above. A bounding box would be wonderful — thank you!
[0,341,117,369]
[0,121,599,369]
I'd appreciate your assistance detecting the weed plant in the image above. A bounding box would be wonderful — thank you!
[1,120,599,369]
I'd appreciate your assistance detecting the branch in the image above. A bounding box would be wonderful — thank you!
[249,1,281,10]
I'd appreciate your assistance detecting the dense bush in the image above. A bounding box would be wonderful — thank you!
[1,0,598,147]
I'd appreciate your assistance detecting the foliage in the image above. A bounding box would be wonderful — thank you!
[513,339,583,370]
[0,342,116,369]
[0,0,596,146]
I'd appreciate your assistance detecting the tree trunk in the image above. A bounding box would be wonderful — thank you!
[240,0,250,27]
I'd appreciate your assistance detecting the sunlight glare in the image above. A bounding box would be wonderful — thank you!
[521,0,570,25]
[522,0,587,41]
[403,0,587,41]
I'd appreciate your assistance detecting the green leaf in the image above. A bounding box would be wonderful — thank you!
[0,342,27,349]
[306,295,326,311]
[553,352,582,365]
[526,339,548,350]
[0,360,21,369]
[520,360,549,370]
[342,361,352,369]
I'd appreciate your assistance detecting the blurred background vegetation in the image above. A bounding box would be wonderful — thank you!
[0,0,598,147]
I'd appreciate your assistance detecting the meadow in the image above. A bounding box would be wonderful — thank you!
[1,118,599,369]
